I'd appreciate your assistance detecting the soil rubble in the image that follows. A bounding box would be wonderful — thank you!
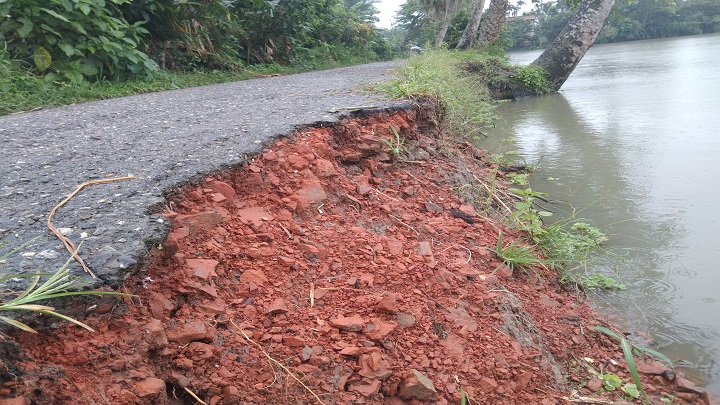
[0,101,715,404]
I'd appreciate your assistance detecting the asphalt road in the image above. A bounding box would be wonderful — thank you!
[0,60,409,289]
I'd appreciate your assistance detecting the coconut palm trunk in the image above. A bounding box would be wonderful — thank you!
[434,0,455,47]
[456,0,487,50]
[477,0,509,47]
[531,0,616,90]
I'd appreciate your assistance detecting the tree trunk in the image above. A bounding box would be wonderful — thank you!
[477,0,509,47]
[531,0,616,91]
[435,0,455,47]
[456,0,487,50]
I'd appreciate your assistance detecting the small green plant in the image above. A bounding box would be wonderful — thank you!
[594,326,675,402]
[488,150,522,166]
[622,383,641,399]
[1,245,132,333]
[539,222,607,261]
[660,394,677,403]
[490,232,545,283]
[382,126,407,156]
[510,64,553,95]
[601,372,622,391]
[582,273,626,290]
[508,174,552,237]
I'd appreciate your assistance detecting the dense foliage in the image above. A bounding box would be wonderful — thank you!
[386,0,719,52]
[391,0,472,49]
[502,0,720,50]
[0,0,392,82]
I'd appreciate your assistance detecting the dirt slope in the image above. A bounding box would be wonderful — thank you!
[0,103,710,404]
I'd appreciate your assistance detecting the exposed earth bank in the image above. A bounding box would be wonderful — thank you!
[1,102,713,404]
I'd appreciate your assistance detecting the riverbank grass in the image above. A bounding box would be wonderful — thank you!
[382,50,613,291]
[379,49,497,140]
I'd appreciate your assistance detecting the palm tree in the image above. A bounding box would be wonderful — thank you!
[456,0,487,49]
[344,0,380,23]
[477,0,510,47]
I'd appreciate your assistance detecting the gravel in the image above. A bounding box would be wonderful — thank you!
[0,61,409,290]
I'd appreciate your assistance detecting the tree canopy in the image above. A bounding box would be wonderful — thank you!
[503,0,720,50]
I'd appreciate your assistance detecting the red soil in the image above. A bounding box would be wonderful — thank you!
[1,104,713,404]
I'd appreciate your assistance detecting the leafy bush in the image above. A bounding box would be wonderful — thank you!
[510,64,553,95]
[0,0,157,82]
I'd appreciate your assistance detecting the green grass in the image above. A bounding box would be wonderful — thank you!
[1,243,133,333]
[378,49,496,140]
[382,126,407,156]
[0,65,297,116]
[490,232,546,283]
[0,52,393,116]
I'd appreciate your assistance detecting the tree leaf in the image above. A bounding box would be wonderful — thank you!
[41,8,71,22]
[64,70,84,84]
[58,42,75,57]
[77,61,99,76]
[40,24,62,37]
[59,0,74,12]
[33,46,52,72]
[71,21,88,35]
[17,16,34,38]
[78,2,91,15]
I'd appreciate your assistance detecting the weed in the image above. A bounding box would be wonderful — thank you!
[508,173,552,238]
[582,273,625,290]
[600,372,622,391]
[488,150,522,166]
[382,126,407,156]
[379,49,496,140]
[0,245,132,333]
[510,64,553,95]
[594,326,675,402]
[490,232,545,283]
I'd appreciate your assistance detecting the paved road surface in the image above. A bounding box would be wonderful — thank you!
[0,61,408,289]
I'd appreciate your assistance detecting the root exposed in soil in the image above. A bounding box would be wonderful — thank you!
[0,102,709,404]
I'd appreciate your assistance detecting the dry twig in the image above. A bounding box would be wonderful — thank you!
[229,320,327,405]
[183,387,207,405]
[309,282,315,307]
[48,175,136,278]
[472,174,513,215]
[388,214,419,235]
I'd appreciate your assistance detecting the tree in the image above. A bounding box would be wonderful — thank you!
[345,0,381,23]
[477,0,510,47]
[531,0,616,90]
[456,0,487,50]
[435,0,456,46]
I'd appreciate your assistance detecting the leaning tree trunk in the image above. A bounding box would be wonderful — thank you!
[435,0,455,47]
[531,0,616,91]
[456,0,487,50]
[476,0,509,47]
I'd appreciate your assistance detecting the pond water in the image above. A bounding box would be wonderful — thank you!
[481,33,720,394]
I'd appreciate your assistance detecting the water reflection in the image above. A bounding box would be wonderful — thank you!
[482,35,720,393]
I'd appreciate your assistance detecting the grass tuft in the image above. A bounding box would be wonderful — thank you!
[379,49,496,140]
[0,245,133,333]
[490,232,545,283]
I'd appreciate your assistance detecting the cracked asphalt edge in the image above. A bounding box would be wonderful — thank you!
[0,60,411,292]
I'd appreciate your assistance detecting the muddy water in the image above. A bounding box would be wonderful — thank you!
[481,33,720,393]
